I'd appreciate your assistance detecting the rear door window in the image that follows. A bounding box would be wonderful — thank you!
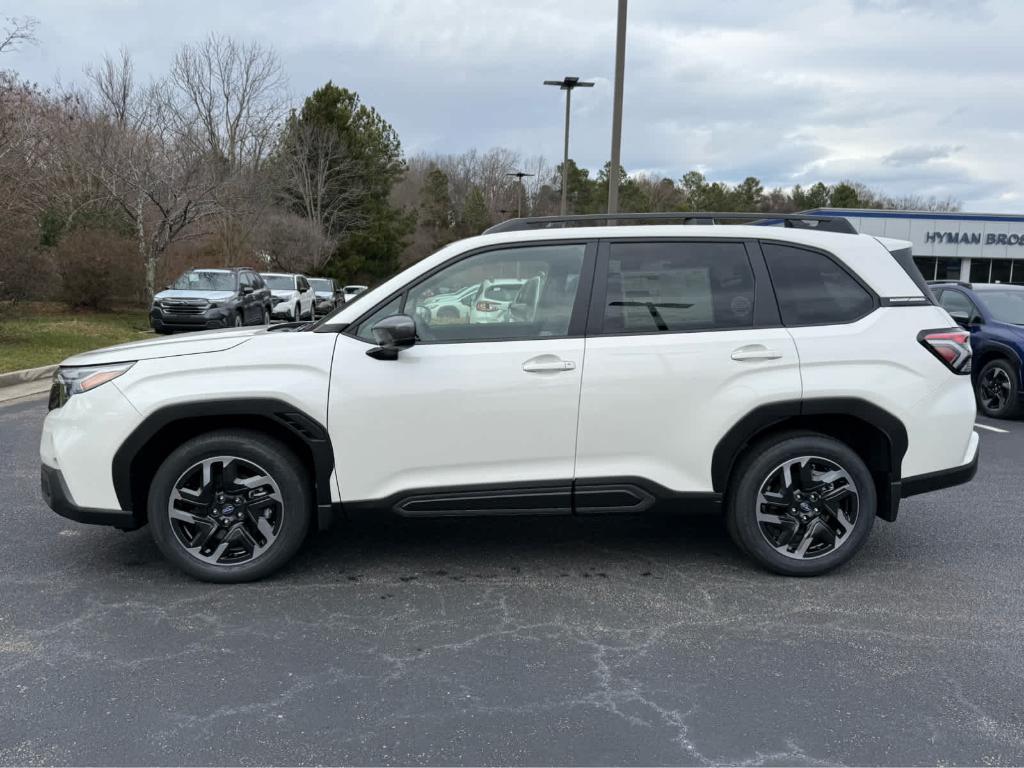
[762,243,874,326]
[599,241,755,333]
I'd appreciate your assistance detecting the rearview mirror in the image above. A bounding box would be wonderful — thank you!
[367,314,417,360]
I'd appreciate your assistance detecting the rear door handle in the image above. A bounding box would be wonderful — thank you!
[731,345,783,362]
[522,357,576,373]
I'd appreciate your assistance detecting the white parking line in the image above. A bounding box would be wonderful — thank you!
[975,423,1009,434]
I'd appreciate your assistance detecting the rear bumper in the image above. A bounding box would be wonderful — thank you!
[41,464,140,530]
[901,443,979,498]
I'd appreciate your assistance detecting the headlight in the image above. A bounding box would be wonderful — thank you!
[48,362,135,411]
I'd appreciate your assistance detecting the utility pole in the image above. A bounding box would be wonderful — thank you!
[544,76,594,215]
[607,0,628,214]
[506,171,535,218]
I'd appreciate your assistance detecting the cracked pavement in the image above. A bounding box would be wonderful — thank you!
[2,394,1023,765]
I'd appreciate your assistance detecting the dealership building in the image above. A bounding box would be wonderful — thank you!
[807,208,1024,285]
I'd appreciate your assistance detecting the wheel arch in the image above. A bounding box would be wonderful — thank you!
[711,399,908,522]
[112,398,335,530]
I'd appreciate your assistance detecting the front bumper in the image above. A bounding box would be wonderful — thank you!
[150,306,233,332]
[271,303,297,318]
[41,464,139,530]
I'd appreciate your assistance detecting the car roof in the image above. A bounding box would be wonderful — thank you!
[971,283,1024,291]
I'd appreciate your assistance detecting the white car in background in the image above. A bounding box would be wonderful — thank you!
[261,273,316,321]
[417,283,480,323]
[468,278,526,323]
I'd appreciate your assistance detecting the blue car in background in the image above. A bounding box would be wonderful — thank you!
[929,281,1024,419]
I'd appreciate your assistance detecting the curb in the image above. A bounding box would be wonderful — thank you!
[0,364,58,390]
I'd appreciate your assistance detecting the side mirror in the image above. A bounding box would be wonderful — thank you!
[242,285,254,295]
[367,314,417,360]
[948,310,971,328]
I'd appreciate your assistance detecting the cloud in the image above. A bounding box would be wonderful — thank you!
[883,145,965,166]
[7,0,1024,210]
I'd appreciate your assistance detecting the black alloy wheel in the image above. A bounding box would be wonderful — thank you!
[753,455,860,561]
[167,455,284,566]
[148,430,311,582]
[976,359,1022,418]
[726,433,876,576]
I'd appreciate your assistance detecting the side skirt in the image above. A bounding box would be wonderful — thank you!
[340,477,721,522]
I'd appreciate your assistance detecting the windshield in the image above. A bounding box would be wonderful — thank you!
[309,278,333,292]
[170,271,236,291]
[263,275,295,290]
[982,289,1024,324]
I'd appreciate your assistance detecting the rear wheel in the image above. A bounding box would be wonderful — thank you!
[976,359,1023,419]
[148,430,312,582]
[233,312,243,327]
[726,433,875,576]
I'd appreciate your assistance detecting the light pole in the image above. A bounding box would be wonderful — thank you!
[506,171,535,218]
[607,0,628,214]
[544,76,594,215]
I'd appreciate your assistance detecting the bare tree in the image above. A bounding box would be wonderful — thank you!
[0,15,38,55]
[55,51,223,299]
[272,120,368,272]
[169,34,286,173]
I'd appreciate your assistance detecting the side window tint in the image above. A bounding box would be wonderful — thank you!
[763,244,874,326]
[602,242,755,333]
[405,244,586,342]
[940,290,974,317]
[355,296,403,342]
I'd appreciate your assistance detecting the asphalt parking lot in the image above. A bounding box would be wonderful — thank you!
[2,394,1023,766]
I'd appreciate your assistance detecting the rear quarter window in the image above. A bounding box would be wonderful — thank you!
[762,243,875,326]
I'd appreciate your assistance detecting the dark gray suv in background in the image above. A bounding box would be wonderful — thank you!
[150,267,272,334]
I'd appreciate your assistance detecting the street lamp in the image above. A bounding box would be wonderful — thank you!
[543,76,594,215]
[506,171,535,218]
[607,0,628,214]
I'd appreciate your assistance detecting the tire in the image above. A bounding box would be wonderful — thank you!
[725,432,876,577]
[976,358,1023,419]
[263,305,271,325]
[233,312,243,327]
[293,303,300,322]
[147,429,312,582]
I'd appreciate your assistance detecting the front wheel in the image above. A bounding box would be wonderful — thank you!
[976,359,1023,419]
[147,430,312,582]
[726,433,875,576]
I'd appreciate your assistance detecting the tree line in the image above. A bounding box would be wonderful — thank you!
[0,18,960,308]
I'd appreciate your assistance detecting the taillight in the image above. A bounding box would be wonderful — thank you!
[918,328,972,374]
[476,300,500,312]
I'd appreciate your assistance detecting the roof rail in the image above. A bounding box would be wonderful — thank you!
[926,279,972,289]
[483,211,858,235]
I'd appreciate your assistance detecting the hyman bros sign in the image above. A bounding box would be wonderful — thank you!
[925,231,1024,246]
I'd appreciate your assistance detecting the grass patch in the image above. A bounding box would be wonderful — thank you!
[0,302,152,374]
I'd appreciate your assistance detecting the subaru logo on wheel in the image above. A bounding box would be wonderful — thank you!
[222,504,235,514]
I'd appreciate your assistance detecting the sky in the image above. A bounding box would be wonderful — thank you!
[7,0,1024,211]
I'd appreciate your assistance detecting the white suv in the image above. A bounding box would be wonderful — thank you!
[40,214,979,582]
[261,272,317,321]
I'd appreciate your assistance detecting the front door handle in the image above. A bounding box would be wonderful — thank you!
[522,356,576,373]
[731,345,783,362]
